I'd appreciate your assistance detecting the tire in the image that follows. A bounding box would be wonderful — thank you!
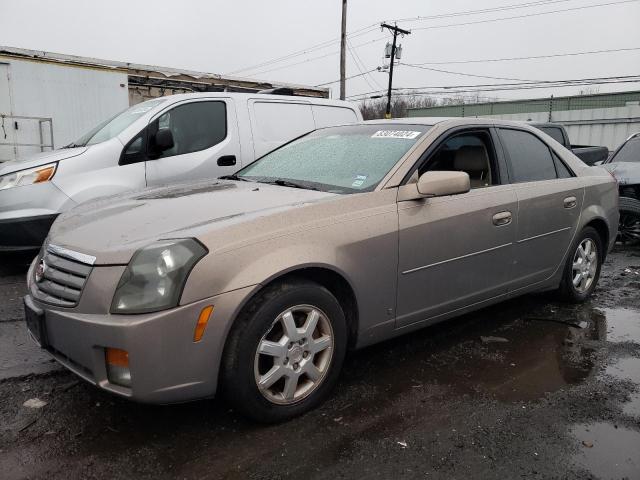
[557,226,603,303]
[618,196,640,244]
[221,279,347,423]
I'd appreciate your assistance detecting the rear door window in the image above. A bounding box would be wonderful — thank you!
[498,128,558,183]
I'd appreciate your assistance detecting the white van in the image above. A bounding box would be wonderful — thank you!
[0,92,362,250]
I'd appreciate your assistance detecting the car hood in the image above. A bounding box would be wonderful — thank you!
[602,162,640,185]
[0,147,87,175]
[48,180,338,264]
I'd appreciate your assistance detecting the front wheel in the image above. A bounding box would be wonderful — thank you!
[221,280,347,423]
[557,226,603,303]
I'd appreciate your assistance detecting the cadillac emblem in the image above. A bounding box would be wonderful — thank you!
[35,259,47,283]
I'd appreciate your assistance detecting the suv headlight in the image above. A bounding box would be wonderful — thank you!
[111,239,207,314]
[0,163,57,190]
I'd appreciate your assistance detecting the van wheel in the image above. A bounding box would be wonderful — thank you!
[222,280,347,423]
[557,226,603,303]
[618,196,640,244]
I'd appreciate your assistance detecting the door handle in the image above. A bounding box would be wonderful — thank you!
[217,155,236,166]
[564,196,577,209]
[492,211,512,226]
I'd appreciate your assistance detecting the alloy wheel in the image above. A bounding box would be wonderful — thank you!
[572,238,598,294]
[254,305,334,405]
[619,212,640,243]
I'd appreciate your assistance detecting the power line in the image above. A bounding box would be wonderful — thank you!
[315,68,378,87]
[226,0,616,76]
[226,24,379,75]
[408,46,640,65]
[347,38,382,90]
[241,36,387,78]
[392,0,575,22]
[229,0,639,80]
[347,74,640,99]
[387,78,640,96]
[410,0,640,31]
[400,63,539,82]
[311,45,640,88]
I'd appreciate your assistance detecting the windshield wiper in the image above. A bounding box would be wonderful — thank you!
[264,179,320,191]
[219,174,250,182]
[62,142,82,149]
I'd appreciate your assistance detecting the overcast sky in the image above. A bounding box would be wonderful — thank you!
[1,0,639,102]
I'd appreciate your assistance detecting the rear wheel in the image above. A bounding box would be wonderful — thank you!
[618,196,640,244]
[558,226,603,303]
[222,280,347,423]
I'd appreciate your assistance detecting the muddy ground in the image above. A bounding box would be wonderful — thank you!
[0,246,639,479]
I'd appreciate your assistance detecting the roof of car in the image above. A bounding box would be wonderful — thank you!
[361,117,539,128]
[146,91,357,107]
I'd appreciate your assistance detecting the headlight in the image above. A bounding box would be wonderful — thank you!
[0,163,57,191]
[111,239,207,314]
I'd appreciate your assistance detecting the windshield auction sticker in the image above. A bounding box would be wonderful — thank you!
[371,130,421,139]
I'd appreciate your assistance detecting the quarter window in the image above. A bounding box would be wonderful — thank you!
[499,129,557,183]
[151,101,227,159]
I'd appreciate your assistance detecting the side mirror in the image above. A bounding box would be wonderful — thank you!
[398,171,471,201]
[154,128,174,152]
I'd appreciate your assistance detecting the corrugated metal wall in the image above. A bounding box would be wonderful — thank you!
[408,91,640,150]
[0,56,129,161]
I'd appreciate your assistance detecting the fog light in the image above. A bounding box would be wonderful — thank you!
[105,348,131,387]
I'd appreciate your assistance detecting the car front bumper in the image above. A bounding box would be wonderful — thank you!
[0,181,73,251]
[25,264,256,403]
[0,214,58,251]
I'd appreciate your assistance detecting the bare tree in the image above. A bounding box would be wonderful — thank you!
[359,95,438,120]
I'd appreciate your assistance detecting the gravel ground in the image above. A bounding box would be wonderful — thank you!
[0,246,639,480]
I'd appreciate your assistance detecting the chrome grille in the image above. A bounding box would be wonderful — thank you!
[34,245,94,307]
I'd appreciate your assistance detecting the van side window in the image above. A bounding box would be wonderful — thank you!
[312,105,358,128]
[419,130,497,189]
[151,101,226,159]
[251,102,315,158]
[498,128,557,182]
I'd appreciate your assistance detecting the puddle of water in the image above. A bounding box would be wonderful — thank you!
[605,357,640,384]
[351,300,607,404]
[571,422,640,479]
[602,308,640,344]
[623,392,640,418]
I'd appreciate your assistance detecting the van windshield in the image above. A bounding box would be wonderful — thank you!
[235,124,430,194]
[66,99,165,148]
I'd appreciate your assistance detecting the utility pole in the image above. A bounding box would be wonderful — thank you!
[381,22,410,119]
[339,0,347,100]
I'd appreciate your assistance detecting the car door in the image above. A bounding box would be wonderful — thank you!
[144,98,241,186]
[496,127,584,289]
[396,127,517,329]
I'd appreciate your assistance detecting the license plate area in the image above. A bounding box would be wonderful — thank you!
[24,298,48,348]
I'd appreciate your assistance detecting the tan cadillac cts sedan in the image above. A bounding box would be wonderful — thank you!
[24,118,618,422]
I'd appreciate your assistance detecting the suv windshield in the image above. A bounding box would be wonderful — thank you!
[235,124,430,193]
[609,135,640,163]
[68,99,165,147]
